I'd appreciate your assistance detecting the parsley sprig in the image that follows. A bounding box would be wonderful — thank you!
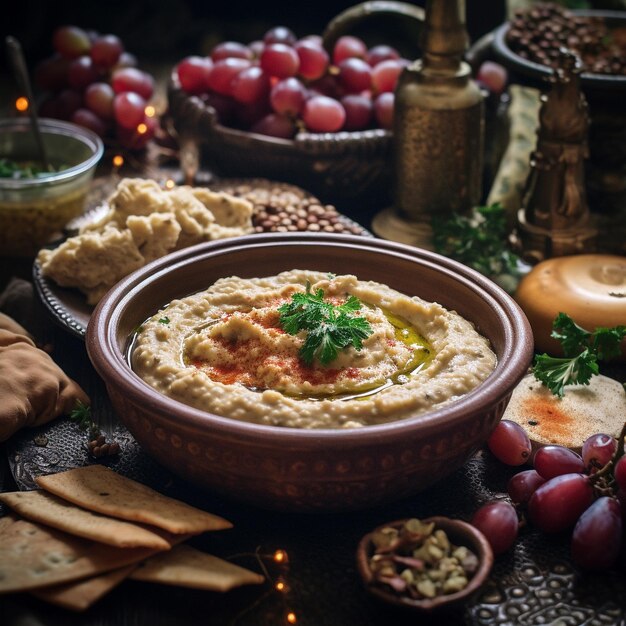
[278,284,373,365]
[432,203,521,284]
[533,313,626,397]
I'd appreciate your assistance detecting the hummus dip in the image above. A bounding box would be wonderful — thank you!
[131,271,496,428]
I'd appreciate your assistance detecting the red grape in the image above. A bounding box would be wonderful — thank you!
[68,56,100,89]
[211,41,253,62]
[260,44,299,79]
[55,89,83,120]
[115,51,137,69]
[582,433,617,472]
[338,58,372,93]
[116,114,157,150]
[249,40,265,58]
[507,469,546,505]
[176,56,213,95]
[231,66,270,104]
[487,419,532,466]
[85,82,115,119]
[471,501,518,555]
[615,456,626,492]
[113,92,146,129]
[302,96,346,133]
[53,26,91,59]
[251,113,297,139]
[372,59,409,94]
[374,92,394,129]
[528,473,593,533]
[341,94,373,131]
[534,445,585,479]
[366,45,400,67]
[111,68,154,100]
[71,108,107,136]
[264,26,296,46]
[333,35,367,64]
[34,55,70,91]
[90,34,123,68]
[307,74,342,99]
[208,58,251,96]
[476,61,508,96]
[270,77,306,116]
[202,92,236,125]
[295,40,329,81]
[571,497,622,570]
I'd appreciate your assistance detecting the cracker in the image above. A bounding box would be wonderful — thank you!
[130,544,264,591]
[32,565,136,611]
[0,516,166,594]
[36,465,232,534]
[0,490,171,550]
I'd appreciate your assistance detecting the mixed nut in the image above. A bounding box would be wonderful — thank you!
[367,518,479,600]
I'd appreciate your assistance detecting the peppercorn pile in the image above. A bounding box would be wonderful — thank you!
[213,179,367,235]
[506,3,626,76]
[366,518,479,600]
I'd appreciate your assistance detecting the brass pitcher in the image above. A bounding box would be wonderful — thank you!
[373,0,484,248]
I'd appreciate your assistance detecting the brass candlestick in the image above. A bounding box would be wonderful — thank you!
[516,49,597,263]
[373,0,484,248]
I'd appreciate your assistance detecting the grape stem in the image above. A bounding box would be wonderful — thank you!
[588,420,626,485]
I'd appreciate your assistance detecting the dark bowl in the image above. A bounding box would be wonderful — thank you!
[356,517,494,612]
[490,10,626,95]
[87,233,533,511]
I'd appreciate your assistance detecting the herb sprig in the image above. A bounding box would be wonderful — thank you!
[278,284,373,365]
[533,313,626,397]
[432,203,522,289]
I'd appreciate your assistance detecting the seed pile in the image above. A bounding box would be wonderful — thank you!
[214,179,366,235]
[506,3,626,76]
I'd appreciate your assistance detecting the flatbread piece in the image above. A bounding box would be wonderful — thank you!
[36,465,232,534]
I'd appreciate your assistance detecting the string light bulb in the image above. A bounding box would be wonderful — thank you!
[286,611,297,624]
[137,122,148,135]
[164,178,175,189]
[113,154,124,168]
[15,97,29,112]
[273,549,289,564]
[145,105,156,117]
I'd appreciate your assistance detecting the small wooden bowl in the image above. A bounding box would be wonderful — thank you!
[356,517,493,612]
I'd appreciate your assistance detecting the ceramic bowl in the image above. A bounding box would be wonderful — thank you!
[356,517,493,612]
[87,233,533,511]
[0,118,103,257]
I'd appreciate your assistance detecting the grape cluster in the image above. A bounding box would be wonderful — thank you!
[175,26,411,138]
[472,419,625,571]
[35,25,157,150]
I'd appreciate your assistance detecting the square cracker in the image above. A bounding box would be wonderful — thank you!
[32,565,136,611]
[0,490,171,550]
[130,544,264,591]
[0,516,168,594]
[36,465,232,534]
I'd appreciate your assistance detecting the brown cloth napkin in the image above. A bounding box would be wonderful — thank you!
[0,312,89,442]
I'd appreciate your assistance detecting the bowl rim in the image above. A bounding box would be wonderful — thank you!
[87,233,534,444]
[355,516,494,611]
[0,118,104,189]
[492,9,626,90]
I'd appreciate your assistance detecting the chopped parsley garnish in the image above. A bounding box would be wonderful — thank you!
[278,284,373,365]
[158,317,170,325]
[69,400,94,430]
[533,313,626,397]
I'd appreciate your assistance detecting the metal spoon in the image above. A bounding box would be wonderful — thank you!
[5,35,51,171]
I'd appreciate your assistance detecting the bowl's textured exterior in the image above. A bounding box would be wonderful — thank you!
[87,234,533,511]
